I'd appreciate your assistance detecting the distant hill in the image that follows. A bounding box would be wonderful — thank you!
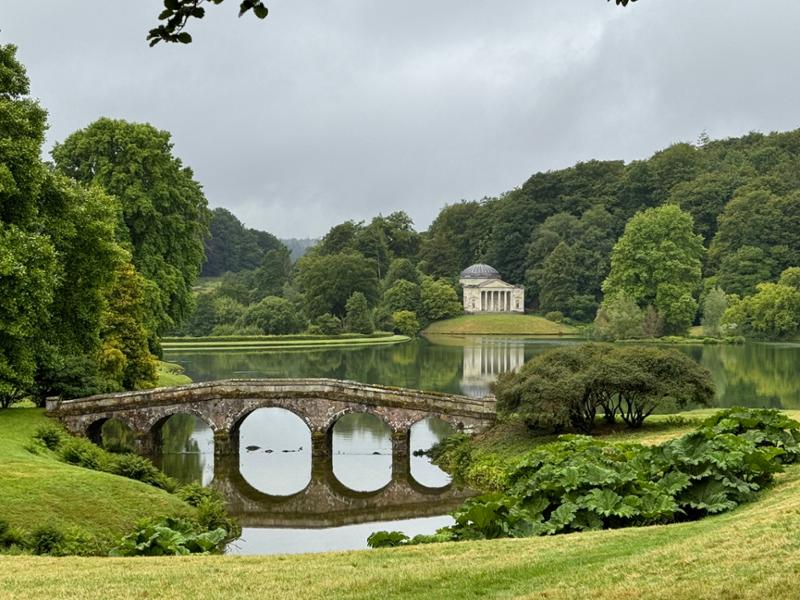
[281,238,318,261]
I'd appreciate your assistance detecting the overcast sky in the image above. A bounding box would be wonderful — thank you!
[2,1,800,238]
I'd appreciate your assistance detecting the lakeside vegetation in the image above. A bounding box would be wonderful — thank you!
[423,314,576,336]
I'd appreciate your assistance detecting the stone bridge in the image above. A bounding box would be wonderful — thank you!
[47,379,496,457]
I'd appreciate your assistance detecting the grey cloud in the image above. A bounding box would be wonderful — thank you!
[3,0,800,237]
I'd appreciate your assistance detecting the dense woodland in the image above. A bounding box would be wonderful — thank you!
[191,125,800,343]
[3,40,800,406]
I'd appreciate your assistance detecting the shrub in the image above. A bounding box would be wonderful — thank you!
[238,296,305,335]
[109,454,176,492]
[33,423,65,451]
[370,409,799,547]
[392,310,420,337]
[30,525,66,555]
[59,437,108,471]
[177,484,241,540]
[109,517,227,557]
[544,311,563,323]
[493,344,715,432]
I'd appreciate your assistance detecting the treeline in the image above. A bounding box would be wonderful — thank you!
[190,126,800,342]
[0,45,210,405]
[181,212,463,337]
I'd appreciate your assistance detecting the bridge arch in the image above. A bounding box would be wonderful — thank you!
[145,408,217,437]
[85,415,137,447]
[227,401,315,439]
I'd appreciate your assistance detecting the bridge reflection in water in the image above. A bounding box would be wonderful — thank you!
[153,411,471,551]
[461,337,526,397]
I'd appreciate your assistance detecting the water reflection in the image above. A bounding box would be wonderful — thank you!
[154,414,214,486]
[165,337,800,409]
[239,408,311,496]
[410,418,454,489]
[331,413,392,492]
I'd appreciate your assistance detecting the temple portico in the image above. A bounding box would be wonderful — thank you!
[459,264,524,314]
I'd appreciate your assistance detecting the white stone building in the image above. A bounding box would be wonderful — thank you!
[459,263,524,314]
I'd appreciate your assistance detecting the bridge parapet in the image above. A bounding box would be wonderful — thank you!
[47,378,497,456]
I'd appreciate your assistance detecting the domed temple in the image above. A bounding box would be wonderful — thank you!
[459,263,524,313]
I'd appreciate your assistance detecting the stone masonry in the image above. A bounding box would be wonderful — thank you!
[47,379,497,457]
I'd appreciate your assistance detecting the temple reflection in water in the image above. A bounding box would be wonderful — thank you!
[460,337,526,397]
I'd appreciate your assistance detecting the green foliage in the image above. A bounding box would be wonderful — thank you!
[701,287,728,337]
[494,344,715,432]
[420,278,462,323]
[33,424,66,451]
[238,295,304,335]
[392,310,420,337]
[109,454,176,492]
[384,257,420,288]
[602,205,705,335]
[53,118,211,334]
[296,252,379,318]
[593,292,644,340]
[371,409,800,546]
[544,311,564,323]
[148,0,269,46]
[109,517,226,556]
[381,279,421,314]
[722,273,800,340]
[30,525,66,556]
[312,313,342,335]
[344,292,374,334]
[201,207,285,278]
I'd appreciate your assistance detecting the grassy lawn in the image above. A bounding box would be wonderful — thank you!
[156,361,193,386]
[1,462,799,598]
[424,314,577,336]
[0,409,191,550]
[3,408,800,599]
[161,334,410,352]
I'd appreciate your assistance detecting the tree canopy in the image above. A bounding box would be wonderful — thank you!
[53,118,211,334]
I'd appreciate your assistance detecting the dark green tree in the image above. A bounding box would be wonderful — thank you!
[344,292,374,334]
[239,296,304,335]
[53,118,211,334]
[295,252,379,318]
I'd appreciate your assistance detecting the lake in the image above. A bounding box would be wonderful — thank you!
[158,335,800,554]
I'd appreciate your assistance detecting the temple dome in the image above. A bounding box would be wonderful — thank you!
[460,263,500,280]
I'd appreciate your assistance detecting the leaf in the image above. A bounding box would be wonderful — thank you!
[253,4,269,19]
[177,32,192,44]
[580,488,623,517]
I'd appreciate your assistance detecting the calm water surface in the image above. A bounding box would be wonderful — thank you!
[155,335,800,554]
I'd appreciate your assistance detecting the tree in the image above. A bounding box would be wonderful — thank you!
[295,252,379,318]
[383,257,420,289]
[239,296,304,335]
[419,278,462,324]
[715,246,775,298]
[602,205,705,335]
[494,344,714,432]
[148,0,269,46]
[722,270,800,340]
[537,242,578,315]
[52,118,211,334]
[202,207,284,277]
[593,293,645,341]
[381,280,421,314]
[0,44,58,405]
[392,311,420,337]
[701,287,728,337]
[250,246,292,302]
[99,263,159,390]
[344,292,374,334]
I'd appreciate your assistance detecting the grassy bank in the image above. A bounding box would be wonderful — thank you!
[156,361,193,387]
[424,314,576,336]
[161,333,410,352]
[1,462,799,598]
[0,409,192,552]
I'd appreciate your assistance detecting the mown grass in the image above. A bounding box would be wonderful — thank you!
[0,409,191,550]
[161,334,410,353]
[1,462,799,599]
[156,361,192,387]
[424,314,577,336]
